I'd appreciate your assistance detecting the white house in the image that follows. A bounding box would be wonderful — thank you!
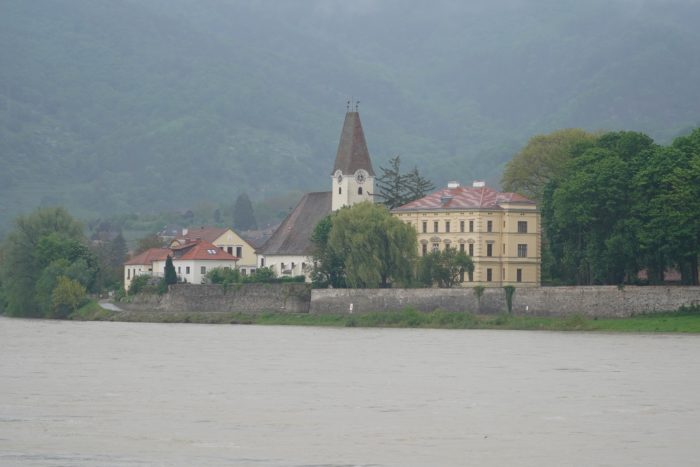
[123,239,240,290]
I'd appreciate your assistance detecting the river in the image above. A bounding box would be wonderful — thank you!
[1,316,699,466]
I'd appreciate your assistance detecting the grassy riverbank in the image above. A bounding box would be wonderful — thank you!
[72,301,700,333]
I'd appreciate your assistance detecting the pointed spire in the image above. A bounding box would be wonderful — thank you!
[331,111,375,176]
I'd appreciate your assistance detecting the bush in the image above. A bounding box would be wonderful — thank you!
[207,267,241,285]
[113,287,127,302]
[248,267,276,283]
[50,276,87,319]
[504,285,516,314]
[473,286,485,306]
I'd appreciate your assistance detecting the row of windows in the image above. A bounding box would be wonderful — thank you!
[420,220,528,234]
[222,246,244,257]
[484,268,525,282]
[338,187,364,195]
[279,262,307,273]
[455,267,525,283]
[421,242,528,257]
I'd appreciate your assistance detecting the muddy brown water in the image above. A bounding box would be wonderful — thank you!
[1,317,699,466]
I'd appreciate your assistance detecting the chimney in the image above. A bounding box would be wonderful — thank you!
[447,181,460,188]
[182,228,188,236]
[473,180,486,188]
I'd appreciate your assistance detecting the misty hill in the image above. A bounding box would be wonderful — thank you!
[2,0,699,235]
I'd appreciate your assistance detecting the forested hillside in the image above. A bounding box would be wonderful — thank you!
[2,0,699,235]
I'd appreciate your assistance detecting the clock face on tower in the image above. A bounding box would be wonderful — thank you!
[355,169,367,184]
[334,170,343,183]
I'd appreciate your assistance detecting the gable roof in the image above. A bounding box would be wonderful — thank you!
[125,240,239,267]
[331,111,375,176]
[393,185,535,212]
[174,227,228,244]
[124,248,171,265]
[171,240,239,261]
[257,191,332,256]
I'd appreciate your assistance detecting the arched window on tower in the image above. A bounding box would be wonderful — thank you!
[339,187,342,194]
[358,187,363,195]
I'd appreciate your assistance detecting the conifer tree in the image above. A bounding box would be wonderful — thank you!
[164,255,177,285]
[233,193,258,231]
[376,156,434,209]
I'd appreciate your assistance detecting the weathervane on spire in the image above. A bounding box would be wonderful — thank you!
[346,97,360,112]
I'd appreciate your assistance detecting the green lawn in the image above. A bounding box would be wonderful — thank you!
[77,302,700,333]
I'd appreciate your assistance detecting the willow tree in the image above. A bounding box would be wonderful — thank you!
[324,202,417,288]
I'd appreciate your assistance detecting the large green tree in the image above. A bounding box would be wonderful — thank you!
[314,202,417,288]
[310,215,347,288]
[417,248,474,288]
[502,129,598,204]
[1,207,92,317]
[633,128,700,285]
[538,130,700,285]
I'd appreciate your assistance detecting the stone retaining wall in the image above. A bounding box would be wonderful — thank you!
[310,286,700,318]
[121,284,700,318]
[124,283,311,314]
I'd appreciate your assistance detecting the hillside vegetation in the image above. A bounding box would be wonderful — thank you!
[2,0,699,235]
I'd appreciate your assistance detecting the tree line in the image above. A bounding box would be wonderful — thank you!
[503,128,700,285]
[0,207,127,317]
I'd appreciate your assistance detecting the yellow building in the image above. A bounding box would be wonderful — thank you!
[392,181,541,287]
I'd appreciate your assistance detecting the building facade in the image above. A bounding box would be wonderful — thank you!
[170,227,257,276]
[123,239,240,291]
[392,181,541,287]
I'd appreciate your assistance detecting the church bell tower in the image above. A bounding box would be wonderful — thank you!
[331,108,375,211]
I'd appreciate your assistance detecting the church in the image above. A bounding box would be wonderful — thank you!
[256,110,376,279]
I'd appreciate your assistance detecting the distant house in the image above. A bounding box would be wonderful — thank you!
[392,181,541,287]
[124,248,171,290]
[123,239,240,291]
[256,110,376,280]
[157,224,186,243]
[170,226,257,276]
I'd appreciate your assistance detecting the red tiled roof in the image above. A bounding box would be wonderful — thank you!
[172,239,239,261]
[174,227,228,244]
[124,248,171,265]
[393,185,535,212]
[125,240,239,266]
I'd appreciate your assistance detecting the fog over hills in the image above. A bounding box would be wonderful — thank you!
[1,0,699,233]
